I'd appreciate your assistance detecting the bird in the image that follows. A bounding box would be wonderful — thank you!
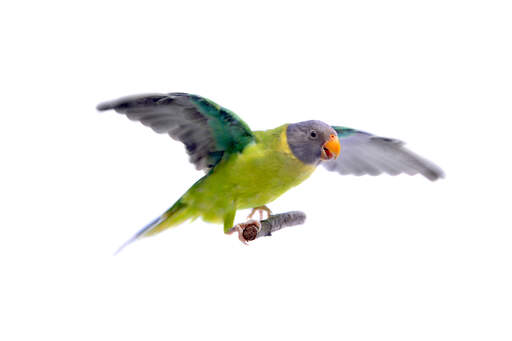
[97,92,444,251]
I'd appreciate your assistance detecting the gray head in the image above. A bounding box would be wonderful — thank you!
[286,120,340,164]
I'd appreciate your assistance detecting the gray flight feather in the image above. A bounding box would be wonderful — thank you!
[96,93,254,172]
[322,127,444,181]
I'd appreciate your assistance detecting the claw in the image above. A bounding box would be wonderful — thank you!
[247,206,272,220]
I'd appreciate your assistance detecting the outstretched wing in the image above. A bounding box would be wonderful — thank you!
[322,126,444,181]
[97,93,255,171]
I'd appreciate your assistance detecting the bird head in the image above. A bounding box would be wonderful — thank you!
[286,120,340,164]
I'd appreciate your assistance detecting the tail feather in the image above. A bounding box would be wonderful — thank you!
[114,201,188,255]
[114,215,165,255]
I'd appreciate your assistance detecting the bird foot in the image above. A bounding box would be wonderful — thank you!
[247,205,272,221]
[227,219,262,245]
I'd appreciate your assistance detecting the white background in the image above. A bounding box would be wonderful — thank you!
[1,1,511,340]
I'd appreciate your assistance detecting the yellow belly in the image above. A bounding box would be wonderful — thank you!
[181,127,317,222]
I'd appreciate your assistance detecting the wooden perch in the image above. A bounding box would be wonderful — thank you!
[232,211,307,242]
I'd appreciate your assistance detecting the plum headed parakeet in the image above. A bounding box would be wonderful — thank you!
[97,93,444,251]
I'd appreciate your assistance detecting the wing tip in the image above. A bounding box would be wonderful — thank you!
[96,93,167,112]
[96,101,115,112]
[422,166,445,181]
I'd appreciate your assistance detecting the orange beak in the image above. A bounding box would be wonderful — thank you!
[321,134,341,160]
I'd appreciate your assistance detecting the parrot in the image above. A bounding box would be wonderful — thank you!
[97,92,444,251]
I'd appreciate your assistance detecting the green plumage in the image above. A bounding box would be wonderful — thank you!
[188,95,254,153]
[98,93,317,248]
[332,126,359,138]
[147,124,315,235]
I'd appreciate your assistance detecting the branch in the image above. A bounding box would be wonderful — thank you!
[239,211,307,242]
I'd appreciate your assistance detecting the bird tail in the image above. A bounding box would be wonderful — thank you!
[114,200,190,255]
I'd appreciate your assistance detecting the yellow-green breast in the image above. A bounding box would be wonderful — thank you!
[181,124,317,223]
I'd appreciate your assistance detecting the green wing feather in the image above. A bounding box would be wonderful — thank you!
[188,95,254,155]
[97,92,255,171]
[332,126,361,138]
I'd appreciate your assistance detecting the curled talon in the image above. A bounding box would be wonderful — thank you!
[247,206,273,220]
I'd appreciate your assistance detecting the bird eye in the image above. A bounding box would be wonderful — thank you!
[310,130,317,139]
